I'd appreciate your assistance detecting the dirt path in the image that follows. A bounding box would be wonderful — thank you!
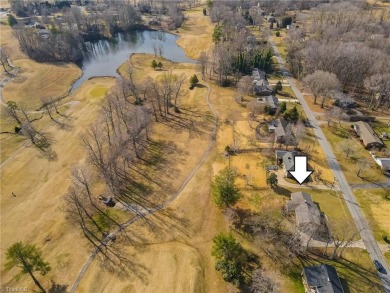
[69,82,218,293]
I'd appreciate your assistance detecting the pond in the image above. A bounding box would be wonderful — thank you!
[72,30,195,90]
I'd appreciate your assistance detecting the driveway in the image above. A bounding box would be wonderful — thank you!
[276,169,334,190]
[270,38,390,292]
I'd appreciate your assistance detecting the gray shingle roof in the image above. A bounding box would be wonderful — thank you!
[290,191,322,228]
[303,264,344,293]
[354,121,383,146]
[267,95,279,109]
[274,118,287,139]
[283,151,297,171]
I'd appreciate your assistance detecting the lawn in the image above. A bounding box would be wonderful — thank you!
[0,47,217,292]
[288,188,354,238]
[176,6,215,59]
[2,59,82,108]
[354,189,390,245]
[276,85,297,99]
[372,121,390,149]
[271,29,288,59]
[301,248,385,293]
[301,93,333,114]
[321,123,387,184]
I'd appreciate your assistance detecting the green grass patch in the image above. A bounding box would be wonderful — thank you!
[289,188,353,237]
[276,86,296,99]
[89,86,108,97]
[305,248,383,293]
[372,121,390,148]
[385,252,390,267]
[286,271,305,293]
[354,189,390,243]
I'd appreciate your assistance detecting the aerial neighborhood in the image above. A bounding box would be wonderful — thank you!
[0,0,389,293]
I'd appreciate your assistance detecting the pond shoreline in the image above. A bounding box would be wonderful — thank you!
[70,29,195,91]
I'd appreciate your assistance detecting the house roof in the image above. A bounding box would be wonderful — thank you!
[252,68,266,80]
[273,118,287,138]
[267,95,279,109]
[282,151,297,171]
[303,264,344,293]
[377,158,390,170]
[275,150,289,160]
[290,191,322,228]
[354,121,383,146]
[256,95,279,109]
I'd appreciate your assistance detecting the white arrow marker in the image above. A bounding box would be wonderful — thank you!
[288,156,313,185]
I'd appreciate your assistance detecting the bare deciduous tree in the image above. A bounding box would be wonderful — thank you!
[250,269,279,293]
[356,157,371,178]
[0,45,11,75]
[236,75,254,101]
[303,70,341,107]
[325,106,342,126]
[337,140,356,158]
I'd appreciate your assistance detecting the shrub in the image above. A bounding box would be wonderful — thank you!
[151,59,157,70]
[274,80,283,93]
[7,14,17,27]
[280,101,287,113]
[276,31,280,37]
[190,74,199,87]
[212,233,246,286]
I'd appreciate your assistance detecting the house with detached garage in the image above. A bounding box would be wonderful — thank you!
[302,264,344,293]
[353,121,384,149]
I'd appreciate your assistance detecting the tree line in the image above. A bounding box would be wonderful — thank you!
[10,2,142,62]
[286,1,390,110]
[197,2,274,86]
[62,63,198,272]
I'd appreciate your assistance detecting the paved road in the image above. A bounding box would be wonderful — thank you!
[270,39,390,292]
[70,82,217,292]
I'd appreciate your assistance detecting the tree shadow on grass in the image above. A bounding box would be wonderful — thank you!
[273,185,291,197]
[48,282,68,293]
[306,249,384,293]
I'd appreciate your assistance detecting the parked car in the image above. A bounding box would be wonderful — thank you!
[373,260,386,274]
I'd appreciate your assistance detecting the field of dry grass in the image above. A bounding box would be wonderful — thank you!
[176,6,215,59]
[271,28,288,59]
[0,24,82,108]
[0,52,221,292]
[2,59,81,108]
[2,3,385,292]
[1,6,225,292]
[0,77,116,290]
